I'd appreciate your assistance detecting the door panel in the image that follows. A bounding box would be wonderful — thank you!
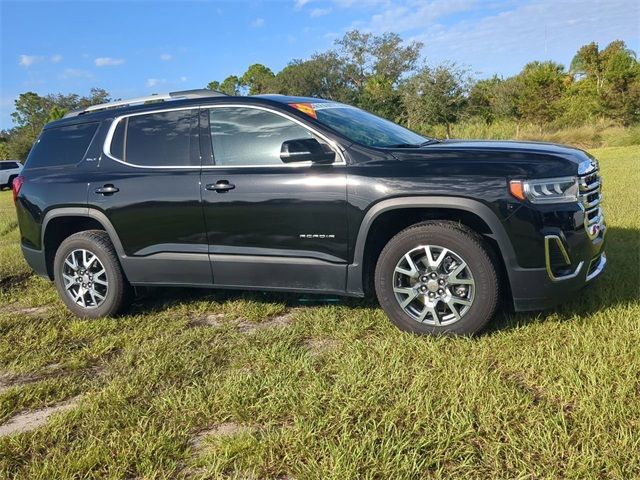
[201,105,348,292]
[202,165,348,261]
[202,165,348,291]
[90,109,212,285]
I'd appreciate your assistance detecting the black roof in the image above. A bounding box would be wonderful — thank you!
[45,94,334,129]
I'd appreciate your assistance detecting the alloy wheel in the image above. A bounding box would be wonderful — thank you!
[61,249,108,309]
[392,245,475,326]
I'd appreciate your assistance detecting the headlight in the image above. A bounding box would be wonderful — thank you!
[509,176,579,204]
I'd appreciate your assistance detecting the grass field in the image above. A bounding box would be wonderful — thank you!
[0,146,639,479]
[423,121,640,150]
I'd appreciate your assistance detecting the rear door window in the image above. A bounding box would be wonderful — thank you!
[26,123,99,169]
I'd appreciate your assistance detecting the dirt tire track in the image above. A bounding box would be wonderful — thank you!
[0,396,81,437]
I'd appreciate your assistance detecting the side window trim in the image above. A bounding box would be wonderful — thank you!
[102,104,346,169]
[202,104,345,168]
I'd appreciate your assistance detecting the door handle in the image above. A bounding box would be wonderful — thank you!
[206,181,235,192]
[94,185,119,195]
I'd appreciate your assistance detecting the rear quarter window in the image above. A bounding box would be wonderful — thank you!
[26,122,99,169]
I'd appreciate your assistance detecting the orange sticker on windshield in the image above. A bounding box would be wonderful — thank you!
[289,103,317,119]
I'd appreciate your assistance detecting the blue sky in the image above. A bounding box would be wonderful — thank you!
[1,0,638,129]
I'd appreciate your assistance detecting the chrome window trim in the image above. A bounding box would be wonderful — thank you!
[102,104,346,169]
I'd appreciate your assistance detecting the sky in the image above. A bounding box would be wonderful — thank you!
[0,0,638,130]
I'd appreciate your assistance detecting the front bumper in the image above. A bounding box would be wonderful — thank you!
[510,226,606,312]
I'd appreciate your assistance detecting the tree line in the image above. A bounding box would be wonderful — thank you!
[2,30,638,160]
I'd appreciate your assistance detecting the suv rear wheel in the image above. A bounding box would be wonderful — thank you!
[53,230,131,318]
[374,221,499,336]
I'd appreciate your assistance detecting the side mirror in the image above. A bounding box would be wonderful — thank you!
[280,138,336,164]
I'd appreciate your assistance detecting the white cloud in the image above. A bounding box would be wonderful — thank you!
[310,7,332,17]
[179,76,188,82]
[251,17,265,28]
[323,31,341,40]
[334,0,639,77]
[160,53,172,61]
[332,0,389,7]
[146,78,162,88]
[51,54,63,63]
[94,57,124,67]
[18,55,43,67]
[364,0,475,33]
[58,68,93,80]
[406,0,639,75]
[294,0,312,9]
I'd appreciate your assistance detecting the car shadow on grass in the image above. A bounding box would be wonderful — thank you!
[127,226,639,334]
[126,286,346,317]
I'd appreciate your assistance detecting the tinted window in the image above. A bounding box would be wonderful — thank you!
[124,110,196,166]
[209,107,314,166]
[312,103,429,148]
[26,123,99,169]
[110,118,126,160]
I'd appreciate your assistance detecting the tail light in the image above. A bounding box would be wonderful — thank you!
[12,176,24,203]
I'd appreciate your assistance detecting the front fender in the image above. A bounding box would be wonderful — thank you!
[346,196,519,296]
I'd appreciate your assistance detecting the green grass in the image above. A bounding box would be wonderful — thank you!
[0,146,639,479]
[423,120,640,150]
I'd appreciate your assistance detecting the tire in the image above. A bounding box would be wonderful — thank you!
[0,175,17,191]
[374,221,499,336]
[53,230,132,318]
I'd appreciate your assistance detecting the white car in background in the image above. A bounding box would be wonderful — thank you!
[0,160,22,190]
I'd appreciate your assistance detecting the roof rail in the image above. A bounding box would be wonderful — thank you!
[64,89,227,118]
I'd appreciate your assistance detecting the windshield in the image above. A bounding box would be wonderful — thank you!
[292,102,430,148]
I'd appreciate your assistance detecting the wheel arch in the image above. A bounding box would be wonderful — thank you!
[42,208,126,279]
[346,196,518,298]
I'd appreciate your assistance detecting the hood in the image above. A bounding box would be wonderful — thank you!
[432,139,589,157]
[384,139,595,176]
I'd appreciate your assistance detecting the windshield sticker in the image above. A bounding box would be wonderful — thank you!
[289,102,354,118]
[289,103,318,119]
[310,102,353,110]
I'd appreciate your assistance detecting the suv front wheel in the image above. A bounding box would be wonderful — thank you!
[375,221,499,336]
[53,230,131,318]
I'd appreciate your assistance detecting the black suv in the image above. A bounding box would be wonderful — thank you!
[13,89,606,335]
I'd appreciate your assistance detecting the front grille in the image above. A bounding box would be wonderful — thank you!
[578,162,603,238]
